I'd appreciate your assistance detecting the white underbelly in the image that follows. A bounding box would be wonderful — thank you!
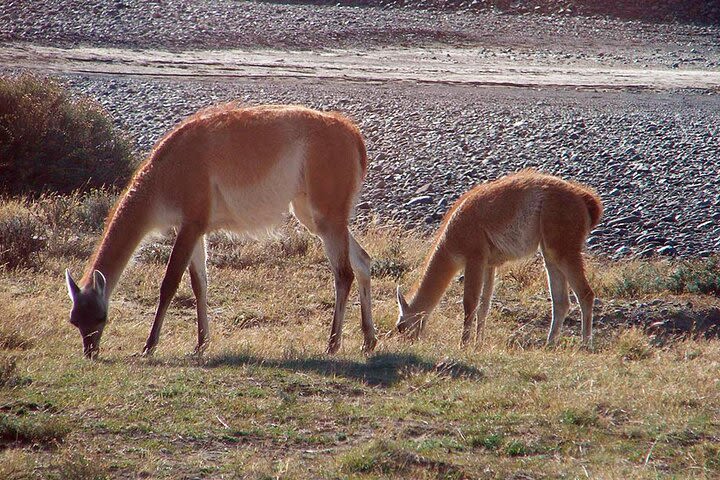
[486,194,543,264]
[208,142,306,233]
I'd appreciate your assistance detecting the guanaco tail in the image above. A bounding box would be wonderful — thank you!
[66,104,376,358]
[396,169,603,347]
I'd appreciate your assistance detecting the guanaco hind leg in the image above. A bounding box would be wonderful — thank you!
[317,224,354,354]
[557,254,595,348]
[292,196,373,354]
[349,234,376,352]
[543,260,570,346]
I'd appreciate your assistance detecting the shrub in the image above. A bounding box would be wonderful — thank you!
[31,188,117,259]
[667,257,720,296]
[74,188,116,231]
[0,74,136,195]
[0,200,46,269]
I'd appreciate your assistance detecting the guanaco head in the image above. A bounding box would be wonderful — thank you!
[65,269,108,359]
[395,286,424,339]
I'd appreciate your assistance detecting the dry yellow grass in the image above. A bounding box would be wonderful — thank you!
[1,196,719,478]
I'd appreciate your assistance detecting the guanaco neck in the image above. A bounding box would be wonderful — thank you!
[80,187,155,297]
[408,239,461,316]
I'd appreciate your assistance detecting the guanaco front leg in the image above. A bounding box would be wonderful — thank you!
[475,266,496,345]
[349,233,376,353]
[188,237,209,356]
[462,260,486,346]
[143,224,204,356]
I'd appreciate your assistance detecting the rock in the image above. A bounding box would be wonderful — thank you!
[406,195,433,207]
[608,215,641,227]
[613,246,631,257]
[415,183,432,195]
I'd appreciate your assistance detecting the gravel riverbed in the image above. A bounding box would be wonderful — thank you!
[60,75,720,259]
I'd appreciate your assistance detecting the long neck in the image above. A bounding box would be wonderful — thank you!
[408,240,461,315]
[81,190,154,296]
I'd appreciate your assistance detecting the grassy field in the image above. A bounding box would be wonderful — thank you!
[1,193,719,479]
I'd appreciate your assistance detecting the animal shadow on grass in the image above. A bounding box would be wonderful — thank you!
[202,352,484,387]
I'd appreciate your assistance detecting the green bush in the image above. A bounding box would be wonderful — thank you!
[0,74,136,195]
[668,257,720,296]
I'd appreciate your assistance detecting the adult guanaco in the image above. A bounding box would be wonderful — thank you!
[395,170,602,348]
[65,104,376,358]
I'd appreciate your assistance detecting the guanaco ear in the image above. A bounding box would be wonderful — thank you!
[396,286,409,315]
[65,269,80,301]
[92,270,107,298]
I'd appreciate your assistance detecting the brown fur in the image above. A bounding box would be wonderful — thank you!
[397,169,602,348]
[68,104,376,358]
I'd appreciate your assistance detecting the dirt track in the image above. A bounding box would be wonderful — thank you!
[3,42,720,91]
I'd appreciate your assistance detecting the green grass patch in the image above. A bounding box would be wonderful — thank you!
[0,413,70,446]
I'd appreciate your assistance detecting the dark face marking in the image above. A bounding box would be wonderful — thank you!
[69,293,108,359]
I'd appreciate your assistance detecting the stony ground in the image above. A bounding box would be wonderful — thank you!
[2,0,720,258]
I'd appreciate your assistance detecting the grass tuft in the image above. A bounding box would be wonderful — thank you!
[560,408,599,427]
[0,355,30,388]
[601,261,669,297]
[371,234,411,280]
[467,432,503,450]
[616,328,655,361]
[340,439,467,478]
[505,439,532,456]
[0,322,34,351]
